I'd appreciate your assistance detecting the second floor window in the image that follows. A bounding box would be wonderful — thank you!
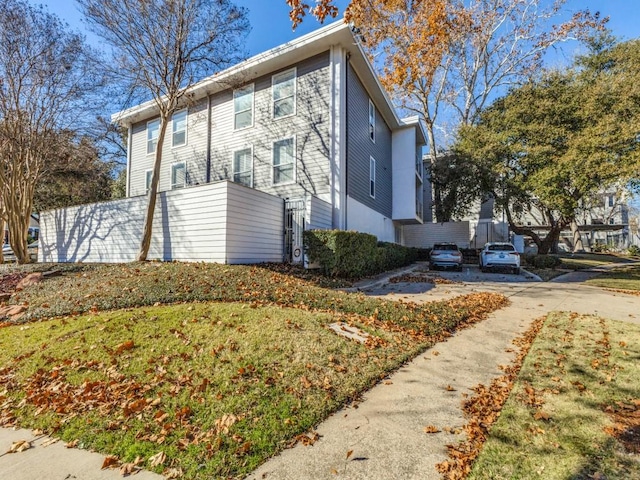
[171,162,186,190]
[172,110,187,147]
[233,147,253,187]
[368,99,376,143]
[147,119,160,154]
[234,84,254,130]
[273,69,296,119]
[273,138,295,185]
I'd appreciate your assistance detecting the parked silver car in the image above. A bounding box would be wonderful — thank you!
[2,242,38,262]
[429,243,464,271]
[479,242,520,274]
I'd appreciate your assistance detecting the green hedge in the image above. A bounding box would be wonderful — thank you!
[522,253,562,269]
[304,230,419,278]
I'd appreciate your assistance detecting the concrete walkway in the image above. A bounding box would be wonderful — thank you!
[1,265,638,480]
[246,266,639,480]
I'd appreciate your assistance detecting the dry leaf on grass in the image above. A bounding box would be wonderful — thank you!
[148,451,166,467]
[101,455,119,470]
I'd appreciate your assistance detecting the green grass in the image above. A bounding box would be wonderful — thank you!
[469,312,640,480]
[557,252,634,270]
[0,262,509,479]
[585,265,640,292]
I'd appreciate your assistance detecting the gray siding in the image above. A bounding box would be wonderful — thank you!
[346,63,393,218]
[209,52,332,201]
[40,181,284,264]
[129,98,209,197]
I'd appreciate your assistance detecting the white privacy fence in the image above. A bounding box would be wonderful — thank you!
[39,181,285,264]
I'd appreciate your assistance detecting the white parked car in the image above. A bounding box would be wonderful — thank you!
[479,242,520,274]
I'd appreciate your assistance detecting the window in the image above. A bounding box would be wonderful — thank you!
[273,138,295,185]
[272,68,296,119]
[369,156,376,198]
[145,169,153,194]
[233,84,254,130]
[172,110,187,147]
[233,147,253,187]
[368,99,376,142]
[608,195,614,207]
[609,217,615,225]
[171,162,186,190]
[147,119,160,154]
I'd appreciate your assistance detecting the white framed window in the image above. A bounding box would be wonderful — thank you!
[234,84,254,130]
[145,169,153,194]
[369,156,376,198]
[233,147,253,187]
[272,68,296,119]
[368,99,376,143]
[171,162,186,190]
[172,109,187,147]
[147,119,160,154]
[273,137,295,185]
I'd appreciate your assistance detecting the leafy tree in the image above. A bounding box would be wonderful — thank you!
[0,0,98,263]
[287,0,606,222]
[455,40,640,253]
[34,132,114,212]
[78,0,249,261]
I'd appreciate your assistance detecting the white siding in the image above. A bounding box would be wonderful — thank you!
[40,181,284,264]
[403,222,471,249]
[346,196,395,243]
[308,196,333,230]
[128,97,210,197]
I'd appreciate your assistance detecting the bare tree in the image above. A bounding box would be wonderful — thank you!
[0,0,98,264]
[77,0,249,261]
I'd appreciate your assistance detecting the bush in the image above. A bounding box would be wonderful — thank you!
[592,242,611,253]
[304,230,418,278]
[523,253,562,269]
[627,245,640,256]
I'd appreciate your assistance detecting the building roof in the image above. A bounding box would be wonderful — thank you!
[111,21,412,134]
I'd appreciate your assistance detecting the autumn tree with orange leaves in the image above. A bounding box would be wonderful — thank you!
[287,0,607,222]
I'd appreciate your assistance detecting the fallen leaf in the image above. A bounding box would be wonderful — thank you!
[41,438,58,447]
[65,439,79,448]
[445,385,456,391]
[163,467,184,479]
[7,440,31,453]
[148,451,166,467]
[424,425,441,434]
[101,455,119,469]
[534,411,551,421]
[346,449,353,459]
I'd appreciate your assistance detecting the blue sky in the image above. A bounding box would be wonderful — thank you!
[38,0,639,56]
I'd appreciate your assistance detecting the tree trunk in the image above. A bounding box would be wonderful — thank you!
[0,216,4,264]
[425,126,447,222]
[571,219,584,252]
[137,115,168,262]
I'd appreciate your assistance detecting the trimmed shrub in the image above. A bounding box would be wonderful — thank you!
[304,230,418,278]
[522,253,562,269]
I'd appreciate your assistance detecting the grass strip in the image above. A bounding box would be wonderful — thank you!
[462,312,640,480]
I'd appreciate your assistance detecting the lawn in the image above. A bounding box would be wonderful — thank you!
[0,262,509,479]
[467,312,640,479]
[585,265,640,292]
[557,252,635,270]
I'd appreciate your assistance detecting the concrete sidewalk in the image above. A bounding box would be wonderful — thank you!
[246,269,639,480]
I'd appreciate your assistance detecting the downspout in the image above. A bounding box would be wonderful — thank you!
[125,125,133,197]
[206,94,212,184]
[344,53,349,231]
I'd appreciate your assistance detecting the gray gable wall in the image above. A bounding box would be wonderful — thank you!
[346,62,393,218]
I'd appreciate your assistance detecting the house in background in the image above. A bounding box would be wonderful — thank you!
[39,21,426,264]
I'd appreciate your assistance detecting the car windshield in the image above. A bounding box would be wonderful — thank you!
[488,244,515,252]
[433,244,458,251]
